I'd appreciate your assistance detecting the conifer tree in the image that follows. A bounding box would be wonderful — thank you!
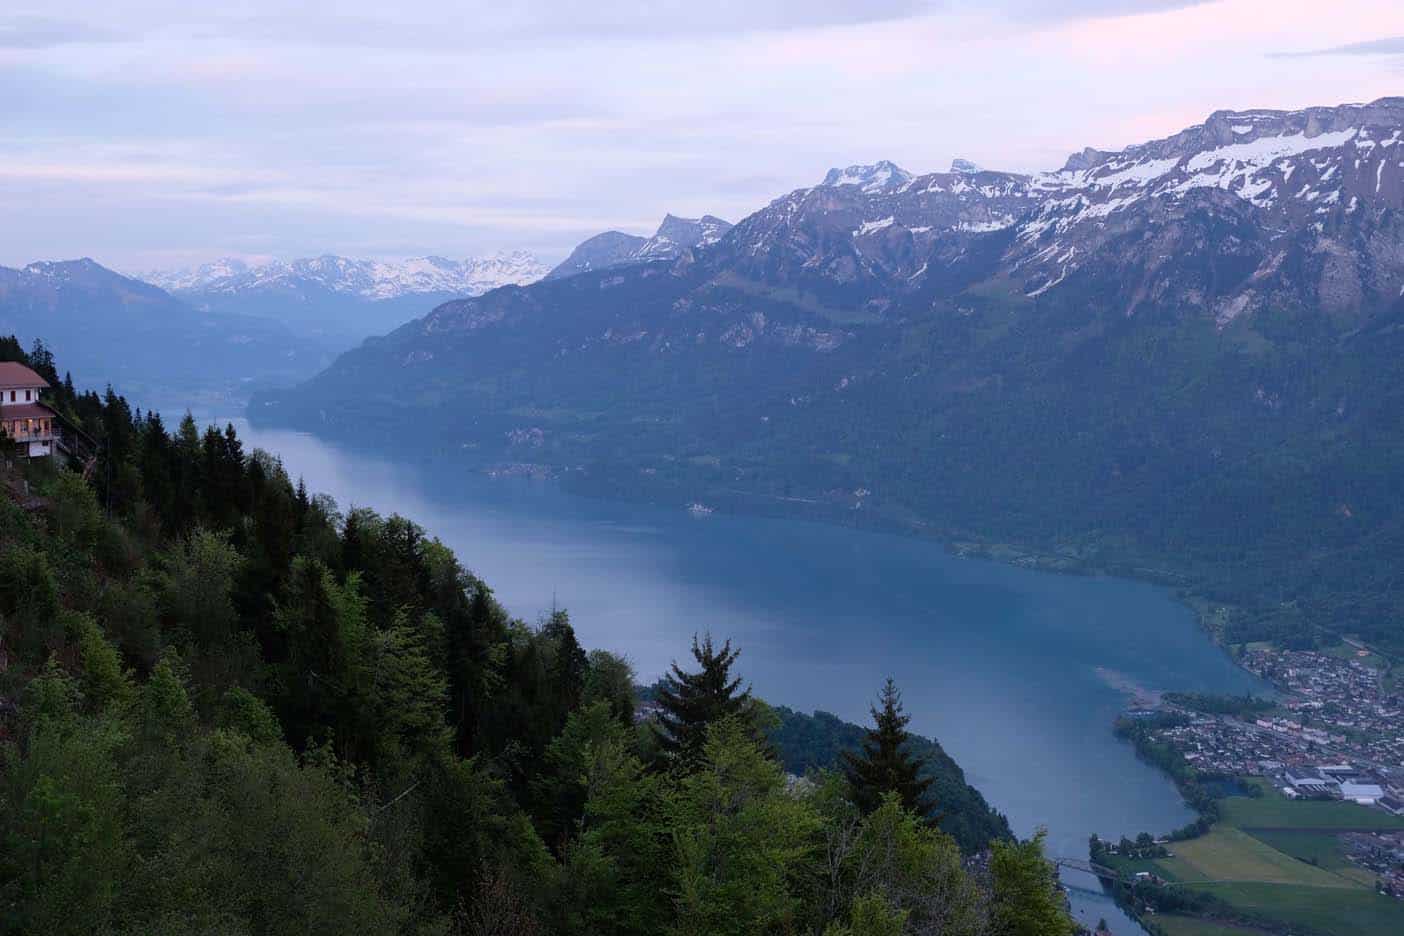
[842,679,934,817]
[653,633,752,762]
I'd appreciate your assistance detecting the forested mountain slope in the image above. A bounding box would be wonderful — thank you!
[0,339,1063,936]
[255,97,1404,655]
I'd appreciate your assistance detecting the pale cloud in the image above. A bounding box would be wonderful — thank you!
[0,16,121,49]
[3,0,1404,270]
[1277,36,1404,57]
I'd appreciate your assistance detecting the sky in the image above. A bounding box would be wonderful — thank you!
[3,0,1403,272]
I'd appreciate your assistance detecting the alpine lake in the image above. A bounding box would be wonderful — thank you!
[232,419,1269,934]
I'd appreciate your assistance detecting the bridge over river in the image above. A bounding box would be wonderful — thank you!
[1053,857,1260,889]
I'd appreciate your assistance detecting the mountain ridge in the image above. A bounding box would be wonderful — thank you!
[547,213,733,279]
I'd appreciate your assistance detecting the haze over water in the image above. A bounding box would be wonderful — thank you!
[235,420,1267,934]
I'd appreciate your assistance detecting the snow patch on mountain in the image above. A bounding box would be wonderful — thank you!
[821,161,914,195]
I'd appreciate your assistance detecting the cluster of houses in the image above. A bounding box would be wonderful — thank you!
[1240,645,1404,768]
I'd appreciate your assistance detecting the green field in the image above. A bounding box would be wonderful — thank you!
[1246,828,1349,868]
[1117,780,1404,936]
[1192,882,1404,936]
[1220,779,1404,831]
[1159,827,1357,888]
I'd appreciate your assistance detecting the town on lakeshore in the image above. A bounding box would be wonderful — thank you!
[1107,637,1404,911]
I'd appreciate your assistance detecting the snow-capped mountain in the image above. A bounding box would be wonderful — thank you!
[820,160,914,194]
[706,98,1404,323]
[548,214,733,279]
[1008,98,1404,313]
[143,251,548,301]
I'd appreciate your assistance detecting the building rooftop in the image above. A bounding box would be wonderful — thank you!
[0,362,49,390]
[0,403,57,421]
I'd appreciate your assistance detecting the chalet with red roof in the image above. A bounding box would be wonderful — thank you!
[0,362,58,458]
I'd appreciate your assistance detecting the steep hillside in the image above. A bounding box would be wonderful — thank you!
[255,97,1404,654]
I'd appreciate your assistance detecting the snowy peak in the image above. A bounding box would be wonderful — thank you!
[637,213,734,259]
[821,160,914,194]
[143,251,548,300]
[19,258,164,294]
[950,158,983,174]
[549,213,735,278]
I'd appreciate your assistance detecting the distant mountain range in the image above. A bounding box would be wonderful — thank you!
[136,251,549,346]
[0,259,337,411]
[142,251,548,302]
[254,96,1404,655]
[0,251,548,412]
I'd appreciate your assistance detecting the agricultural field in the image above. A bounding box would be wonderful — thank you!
[1191,883,1404,936]
[1117,781,1404,936]
[1159,827,1357,888]
[1220,779,1404,830]
[1243,828,1379,885]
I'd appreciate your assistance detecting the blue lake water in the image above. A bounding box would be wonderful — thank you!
[234,419,1268,934]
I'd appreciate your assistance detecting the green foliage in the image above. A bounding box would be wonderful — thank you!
[0,544,61,658]
[823,894,909,936]
[75,613,134,714]
[583,648,636,726]
[653,633,755,763]
[0,706,129,935]
[990,830,1074,936]
[843,679,935,818]
[768,705,1010,854]
[669,717,820,936]
[220,687,283,746]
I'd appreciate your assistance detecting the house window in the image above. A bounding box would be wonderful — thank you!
[7,391,13,402]
[24,390,30,401]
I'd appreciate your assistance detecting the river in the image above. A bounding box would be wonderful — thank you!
[233,419,1268,934]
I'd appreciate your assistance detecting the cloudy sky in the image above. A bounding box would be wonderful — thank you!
[3,0,1403,272]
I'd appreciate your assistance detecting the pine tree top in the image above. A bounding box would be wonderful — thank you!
[842,678,935,818]
[653,633,752,759]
